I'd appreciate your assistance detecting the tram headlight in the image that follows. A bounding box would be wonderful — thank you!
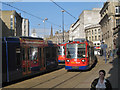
[81,60,85,62]
[66,60,70,62]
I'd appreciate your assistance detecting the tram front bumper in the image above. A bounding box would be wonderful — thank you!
[65,66,89,70]
[58,60,65,63]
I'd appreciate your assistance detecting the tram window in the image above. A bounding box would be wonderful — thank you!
[16,48,20,66]
[29,47,38,60]
[52,47,56,58]
[39,48,41,59]
[45,47,51,59]
[21,48,25,60]
[77,48,86,58]
[66,48,75,58]
[58,46,64,55]
[28,48,30,60]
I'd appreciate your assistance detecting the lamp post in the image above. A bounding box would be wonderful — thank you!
[43,18,48,39]
[61,10,65,42]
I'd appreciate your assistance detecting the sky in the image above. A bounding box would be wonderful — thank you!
[1,1,105,38]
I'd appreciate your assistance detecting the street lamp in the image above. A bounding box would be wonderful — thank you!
[43,18,48,39]
[61,10,65,42]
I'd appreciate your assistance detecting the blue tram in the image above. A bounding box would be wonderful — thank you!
[2,37,58,84]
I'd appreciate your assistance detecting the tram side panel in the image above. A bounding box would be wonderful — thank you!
[2,37,58,84]
[7,41,22,82]
[2,38,22,83]
[44,46,58,70]
[89,46,95,66]
[2,40,7,83]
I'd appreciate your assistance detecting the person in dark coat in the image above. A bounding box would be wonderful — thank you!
[117,47,120,58]
[91,70,112,90]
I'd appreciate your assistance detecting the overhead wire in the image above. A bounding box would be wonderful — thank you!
[1,2,62,28]
[50,0,77,20]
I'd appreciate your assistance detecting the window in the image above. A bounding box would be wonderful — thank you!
[115,6,120,14]
[86,37,88,40]
[98,35,101,40]
[98,29,101,34]
[95,29,97,34]
[95,36,97,40]
[16,48,21,66]
[14,17,16,29]
[92,36,94,41]
[116,19,120,27]
[89,37,91,41]
[92,30,93,34]
[87,30,89,35]
[29,47,38,60]
[94,43,96,46]
[21,48,25,60]
[10,15,13,30]
[108,31,109,38]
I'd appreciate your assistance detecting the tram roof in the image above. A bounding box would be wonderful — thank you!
[20,36,43,40]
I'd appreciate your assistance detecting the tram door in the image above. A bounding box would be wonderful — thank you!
[21,47,31,75]
[40,48,46,70]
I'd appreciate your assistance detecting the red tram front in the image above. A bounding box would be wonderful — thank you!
[58,43,66,63]
[65,41,95,70]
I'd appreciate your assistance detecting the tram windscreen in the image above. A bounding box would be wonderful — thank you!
[58,46,65,55]
[66,44,86,59]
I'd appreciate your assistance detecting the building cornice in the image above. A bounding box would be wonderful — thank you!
[100,2,109,14]
[72,18,80,28]
[85,24,101,30]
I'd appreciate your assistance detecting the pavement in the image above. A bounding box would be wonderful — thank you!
[96,55,120,89]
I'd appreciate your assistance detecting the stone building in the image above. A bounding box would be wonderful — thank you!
[113,25,120,49]
[48,30,69,44]
[69,8,101,41]
[0,18,13,37]
[99,1,120,51]
[1,10,22,37]
[85,24,102,46]
[22,18,29,36]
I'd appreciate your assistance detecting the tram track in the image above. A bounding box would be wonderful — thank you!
[50,72,82,89]
[28,71,82,89]
[26,69,68,89]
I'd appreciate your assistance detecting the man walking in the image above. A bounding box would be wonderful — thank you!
[101,42,107,63]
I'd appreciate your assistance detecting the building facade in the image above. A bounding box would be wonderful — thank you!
[48,30,69,44]
[69,8,101,41]
[1,10,22,37]
[85,24,102,46]
[99,1,120,51]
[22,18,29,36]
[113,25,120,49]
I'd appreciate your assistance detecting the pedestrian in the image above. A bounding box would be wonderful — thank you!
[101,42,107,63]
[107,51,110,59]
[91,70,112,90]
[117,47,120,58]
